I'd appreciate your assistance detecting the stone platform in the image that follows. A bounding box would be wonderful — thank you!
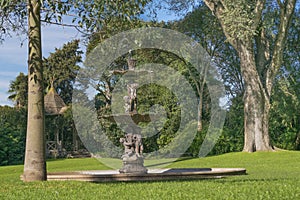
[47,168,246,182]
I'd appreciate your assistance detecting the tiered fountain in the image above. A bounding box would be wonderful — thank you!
[46,57,247,182]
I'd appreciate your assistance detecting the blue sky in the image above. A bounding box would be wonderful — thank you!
[0,25,82,106]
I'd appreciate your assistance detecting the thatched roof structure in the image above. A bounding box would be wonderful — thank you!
[44,87,68,115]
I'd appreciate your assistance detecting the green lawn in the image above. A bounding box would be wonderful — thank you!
[0,151,299,200]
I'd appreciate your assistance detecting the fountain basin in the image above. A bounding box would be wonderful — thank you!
[47,168,246,182]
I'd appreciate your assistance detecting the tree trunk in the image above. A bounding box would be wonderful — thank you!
[23,0,46,182]
[243,84,272,152]
[295,131,300,150]
[239,44,273,152]
[197,98,203,132]
[72,121,78,151]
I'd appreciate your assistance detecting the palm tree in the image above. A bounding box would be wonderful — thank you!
[8,72,28,108]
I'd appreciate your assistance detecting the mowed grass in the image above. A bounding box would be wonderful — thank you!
[0,151,299,200]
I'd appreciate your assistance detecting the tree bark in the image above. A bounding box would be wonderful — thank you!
[239,44,273,152]
[243,84,272,151]
[23,0,46,182]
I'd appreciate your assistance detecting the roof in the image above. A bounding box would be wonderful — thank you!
[44,87,68,115]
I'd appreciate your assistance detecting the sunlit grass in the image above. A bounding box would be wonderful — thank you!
[0,151,299,199]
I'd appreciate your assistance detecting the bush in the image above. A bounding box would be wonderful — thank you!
[0,106,26,166]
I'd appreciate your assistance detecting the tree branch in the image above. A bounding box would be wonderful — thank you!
[203,0,239,48]
[40,19,90,35]
[266,0,296,96]
[253,0,266,30]
[40,19,77,28]
[276,0,284,8]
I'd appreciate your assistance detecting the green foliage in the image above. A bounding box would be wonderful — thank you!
[221,0,257,41]
[86,19,165,55]
[270,74,300,150]
[6,40,84,160]
[0,0,27,42]
[86,20,192,155]
[0,0,150,41]
[138,84,181,151]
[8,72,28,108]
[71,0,149,32]
[173,4,243,97]
[43,39,82,104]
[8,40,82,107]
[0,152,299,199]
[185,94,244,157]
[269,9,300,150]
[45,107,81,152]
[214,95,244,154]
[170,5,244,156]
[0,106,26,166]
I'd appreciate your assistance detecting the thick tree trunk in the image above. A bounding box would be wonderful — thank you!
[243,84,272,152]
[239,45,273,152]
[23,0,46,182]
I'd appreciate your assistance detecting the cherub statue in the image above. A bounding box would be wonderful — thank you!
[120,133,135,157]
[133,134,143,157]
[120,132,144,158]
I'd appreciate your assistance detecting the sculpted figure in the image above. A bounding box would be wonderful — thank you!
[120,133,135,157]
[127,83,138,113]
[133,134,143,157]
[120,132,144,157]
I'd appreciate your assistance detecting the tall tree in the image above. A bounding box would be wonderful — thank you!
[172,5,243,131]
[163,0,297,152]
[202,0,297,152]
[23,0,46,181]
[8,72,28,108]
[1,0,149,182]
[270,9,300,150]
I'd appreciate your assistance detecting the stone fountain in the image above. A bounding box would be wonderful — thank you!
[46,57,247,182]
[108,57,149,174]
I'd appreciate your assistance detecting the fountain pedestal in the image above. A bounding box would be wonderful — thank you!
[119,154,147,174]
[119,127,147,174]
